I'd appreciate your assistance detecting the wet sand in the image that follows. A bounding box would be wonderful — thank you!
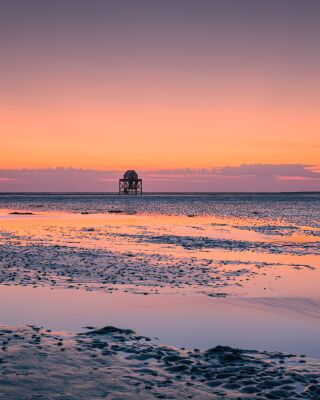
[0,208,319,399]
[1,324,320,400]
[0,210,319,297]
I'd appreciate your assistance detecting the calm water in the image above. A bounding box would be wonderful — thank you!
[0,192,319,227]
[1,285,320,357]
[0,193,319,358]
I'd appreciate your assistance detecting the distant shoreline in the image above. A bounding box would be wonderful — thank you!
[0,191,319,195]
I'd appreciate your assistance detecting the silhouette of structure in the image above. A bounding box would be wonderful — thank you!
[119,170,142,195]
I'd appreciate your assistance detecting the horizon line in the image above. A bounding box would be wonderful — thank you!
[0,191,319,195]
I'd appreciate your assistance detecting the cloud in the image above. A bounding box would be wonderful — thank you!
[0,165,319,192]
[0,177,17,183]
[275,176,318,181]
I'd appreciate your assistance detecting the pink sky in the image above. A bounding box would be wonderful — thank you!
[0,165,319,192]
[1,2,319,190]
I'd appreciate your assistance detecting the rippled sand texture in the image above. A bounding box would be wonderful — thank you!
[1,324,320,400]
[0,204,319,298]
[0,194,319,399]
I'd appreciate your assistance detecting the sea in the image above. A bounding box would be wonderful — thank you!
[0,192,319,227]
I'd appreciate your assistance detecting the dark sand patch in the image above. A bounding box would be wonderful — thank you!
[1,324,319,400]
[0,240,313,296]
[110,232,320,256]
[9,211,35,215]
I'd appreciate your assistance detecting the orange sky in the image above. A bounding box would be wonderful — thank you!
[1,1,319,170]
[2,82,319,169]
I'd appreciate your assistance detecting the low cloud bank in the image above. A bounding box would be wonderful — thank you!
[0,165,319,192]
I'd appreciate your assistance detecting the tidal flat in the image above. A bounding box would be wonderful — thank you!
[0,193,319,399]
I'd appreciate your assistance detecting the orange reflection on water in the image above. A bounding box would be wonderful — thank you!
[0,209,319,299]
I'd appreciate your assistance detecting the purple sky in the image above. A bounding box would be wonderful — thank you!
[0,165,319,192]
[1,1,319,191]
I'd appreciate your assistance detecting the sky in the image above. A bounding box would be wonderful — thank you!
[0,0,319,191]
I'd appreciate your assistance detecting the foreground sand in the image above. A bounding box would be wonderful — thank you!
[1,324,320,400]
[0,210,319,298]
[1,209,319,399]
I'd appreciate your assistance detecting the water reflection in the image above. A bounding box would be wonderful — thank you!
[1,285,319,357]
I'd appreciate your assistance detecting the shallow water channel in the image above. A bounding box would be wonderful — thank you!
[1,284,319,358]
